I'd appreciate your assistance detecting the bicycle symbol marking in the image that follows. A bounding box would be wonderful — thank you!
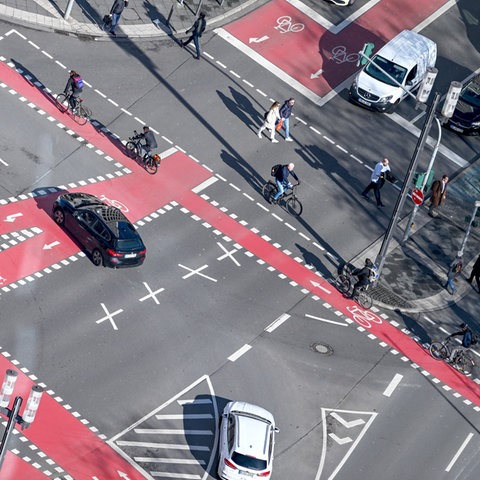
[347,305,382,329]
[330,46,360,64]
[274,16,305,34]
[99,194,129,213]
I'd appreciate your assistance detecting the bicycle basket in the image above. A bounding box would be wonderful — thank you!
[153,154,161,165]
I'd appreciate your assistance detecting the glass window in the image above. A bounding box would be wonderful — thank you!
[365,55,407,86]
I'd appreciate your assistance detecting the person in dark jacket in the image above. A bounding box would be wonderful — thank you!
[107,0,128,36]
[467,253,480,293]
[181,12,206,59]
[272,163,300,203]
[64,70,83,111]
[350,258,375,299]
[448,323,475,362]
[279,98,295,141]
[138,126,158,155]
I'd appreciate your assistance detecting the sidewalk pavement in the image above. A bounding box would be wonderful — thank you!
[0,0,263,39]
[2,1,479,313]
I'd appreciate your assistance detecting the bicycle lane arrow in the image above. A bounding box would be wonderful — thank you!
[178,190,480,407]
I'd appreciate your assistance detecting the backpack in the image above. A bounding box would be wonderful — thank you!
[463,330,473,348]
[72,74,83,90]
[368,265,378,283]
[271,164,282,177]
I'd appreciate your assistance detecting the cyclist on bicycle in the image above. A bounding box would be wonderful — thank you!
[447,323,476,363]
[136,126,158,157]
[272,163,300,204]
[349,258,376,299]
[64,70,84,112]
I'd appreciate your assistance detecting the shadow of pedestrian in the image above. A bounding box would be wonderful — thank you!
[393,308,432,344]
[217,88,261,134]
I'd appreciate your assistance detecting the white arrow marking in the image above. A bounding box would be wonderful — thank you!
[330,412,365,428]
[310,68,323,79]
[4,213,23,222]
[118,472,131,479]
[310,280,331,293]
[249,35,269,43]
[43,240,60,250]
[328,433,352,445]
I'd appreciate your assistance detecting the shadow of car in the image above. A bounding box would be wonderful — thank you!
[52,192,146,268]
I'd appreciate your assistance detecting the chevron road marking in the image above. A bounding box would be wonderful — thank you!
[328,433,353,445]
[330,412,366,428]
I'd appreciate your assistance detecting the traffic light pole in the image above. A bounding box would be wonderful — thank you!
[375,92,441,283]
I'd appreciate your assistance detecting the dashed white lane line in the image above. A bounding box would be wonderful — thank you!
[228,344,252,362]
[265,313,291,333]
[382,373,403,397]
[445,432,474,472]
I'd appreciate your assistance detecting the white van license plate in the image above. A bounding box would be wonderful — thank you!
[358,98,371,106]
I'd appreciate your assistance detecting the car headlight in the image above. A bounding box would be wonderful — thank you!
[381,95,393,103]
[471,121,480,127]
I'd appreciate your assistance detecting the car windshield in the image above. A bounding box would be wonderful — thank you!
[364,55,407,87]
[231,452,267,471]
[461,79,480,107]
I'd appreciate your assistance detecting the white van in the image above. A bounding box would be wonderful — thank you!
[349,30,437,113]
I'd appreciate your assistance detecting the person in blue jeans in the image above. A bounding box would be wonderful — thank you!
[182,12,207,59]
[107,0,128,37]
[272,163,300,203]
[279,98,295,142]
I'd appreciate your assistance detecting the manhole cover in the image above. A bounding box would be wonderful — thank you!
[311,343,334,355]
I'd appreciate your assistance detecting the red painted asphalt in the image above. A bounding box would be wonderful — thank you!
[2,452,50,479]
[225,0,451,98]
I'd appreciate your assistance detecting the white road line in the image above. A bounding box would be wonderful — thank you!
[192,176,218,193]
[155,414,213,420]
[135,457,206,465]
[228,344,252,362]
[150,473,201,479]
[383,373,403,397]
[116,441,209,451]
[305,314,347,327]
[265,313,290,333]
[285,0,333,30]
[214,28,323,106]
[0,158,8,166]
[133,429,213,435]
[445,433,474,472]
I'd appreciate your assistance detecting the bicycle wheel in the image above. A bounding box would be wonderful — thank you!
[82,105,92,120]
[286,196,303,216]
[73,106,88,125]
[357,290,373,309]
[56,93,69,113]
[429,342,448,360]
[125,142,138,159]
[335,274,351,294]
[144,156,158,175]
[262,182,277,203]
[455,353,474,376]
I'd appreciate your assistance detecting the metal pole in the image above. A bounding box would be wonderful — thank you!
[402,115,442,243]
[0,396,22,470]
[458,202,480,256]
[64,0,75,20]
[374,92,441,283]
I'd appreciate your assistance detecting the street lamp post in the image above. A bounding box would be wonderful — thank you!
[458,201,480,256]
[0,370,44,470]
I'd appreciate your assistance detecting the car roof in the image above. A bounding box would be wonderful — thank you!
[374,30,436,70]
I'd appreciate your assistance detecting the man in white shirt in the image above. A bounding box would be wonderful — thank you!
[361,158,391,208]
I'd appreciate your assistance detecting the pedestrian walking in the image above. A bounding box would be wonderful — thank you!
[279,98,295,142]
[361,158,391,208]
[258,102,281,143]
[429,174,448,217]
[445,252,463,295]
[181,12,206,59]
[104,0,128,37]
[467,253,480,293]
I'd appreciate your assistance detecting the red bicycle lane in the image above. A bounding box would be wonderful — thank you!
[224,0,452,102]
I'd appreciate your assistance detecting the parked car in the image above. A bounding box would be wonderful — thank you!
[324,0,356,5]
[350,30,437,113]
[218,401,278,480]
[52,192,146,268]
[445,74,480,135]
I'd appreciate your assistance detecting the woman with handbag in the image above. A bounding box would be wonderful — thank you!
[257,101,281,143]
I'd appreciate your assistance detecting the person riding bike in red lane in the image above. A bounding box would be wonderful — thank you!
[64,70,84,112]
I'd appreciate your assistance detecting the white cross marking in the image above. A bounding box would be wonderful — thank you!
[96,303,123,331]
[139,282,165,304]
[179,264,217,282]
[216,242,241,266]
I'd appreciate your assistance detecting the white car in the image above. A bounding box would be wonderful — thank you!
[324,0,356,6]
[218,401,279,480]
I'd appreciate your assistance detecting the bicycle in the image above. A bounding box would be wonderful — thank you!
[56,93,92,126]
[334,264,373,309]
[262,181,303,217]
[430,337,475,376]
[125,131,161,175]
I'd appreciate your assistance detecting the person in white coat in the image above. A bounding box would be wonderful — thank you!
[257,102,281,143]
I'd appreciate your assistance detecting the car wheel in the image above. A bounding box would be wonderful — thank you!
[92,249,104,267]
[53,207,65,226]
